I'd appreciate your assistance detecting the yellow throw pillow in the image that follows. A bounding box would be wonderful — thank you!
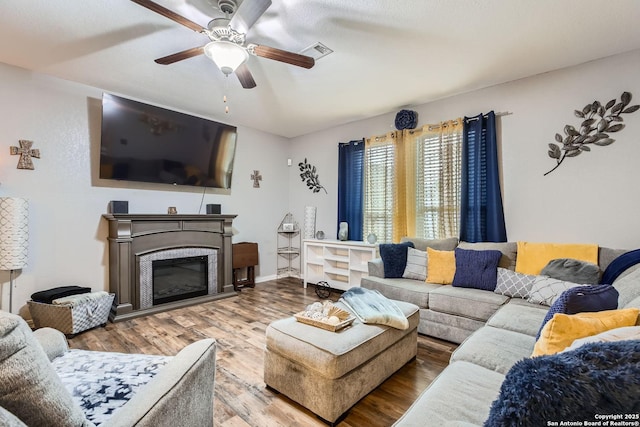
[532,308,640,357]
[515,241,599,275]
[425,248,456,285]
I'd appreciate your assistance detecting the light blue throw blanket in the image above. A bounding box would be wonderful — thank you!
[340,287,409,330]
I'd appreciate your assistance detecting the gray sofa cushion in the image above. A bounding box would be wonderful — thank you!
[613,264,640,307]
[392,361,504,426]
[421,310,485,344]
[486,299,549,336]
[401,236,458,252]
[450,326,536,374]
[361,276,436,309]
[457,241,517,270]
[428,286,509,321]
[598,247,630,272]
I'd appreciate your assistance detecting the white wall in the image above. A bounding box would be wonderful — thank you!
[290,49,640,249]
[2,49,640,313]
[0,63,290,313]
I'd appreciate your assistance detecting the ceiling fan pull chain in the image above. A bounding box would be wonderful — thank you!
[223,75,230,114]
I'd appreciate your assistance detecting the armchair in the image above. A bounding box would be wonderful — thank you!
[0,311,216,426]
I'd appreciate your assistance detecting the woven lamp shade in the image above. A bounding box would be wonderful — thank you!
[0,198,28,270]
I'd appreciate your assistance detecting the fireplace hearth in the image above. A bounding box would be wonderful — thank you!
[103,213,237,321]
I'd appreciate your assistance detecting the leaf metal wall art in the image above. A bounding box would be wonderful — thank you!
[545,91,639,176]
[298,158,327,194]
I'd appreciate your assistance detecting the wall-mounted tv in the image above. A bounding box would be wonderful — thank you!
[100,93,237,189]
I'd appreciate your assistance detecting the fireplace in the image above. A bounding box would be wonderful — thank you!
[103,213,237,321]
[153,256,208,305]
[139,247,218,309]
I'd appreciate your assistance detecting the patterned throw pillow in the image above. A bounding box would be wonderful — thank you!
[527,276,582,306]
[402,247,427,281]
[494,268,536,299]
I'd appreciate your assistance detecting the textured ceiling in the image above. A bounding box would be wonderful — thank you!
[1,0,639,138]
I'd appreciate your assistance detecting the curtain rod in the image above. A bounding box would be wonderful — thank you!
[465,111,512,121]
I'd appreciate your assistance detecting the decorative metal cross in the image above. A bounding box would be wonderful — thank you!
[10,140,40,170]
[251,170,262,188]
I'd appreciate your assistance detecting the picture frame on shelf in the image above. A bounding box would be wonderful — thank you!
[282,223,295,232]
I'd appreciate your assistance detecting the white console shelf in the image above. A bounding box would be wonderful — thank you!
[303,239,378,291]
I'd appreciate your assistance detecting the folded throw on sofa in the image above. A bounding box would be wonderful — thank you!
[340,287,409,330]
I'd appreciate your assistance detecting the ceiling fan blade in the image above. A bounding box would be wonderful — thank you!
[229,0,272,34]
[235,63,257,89]
[252,45,315,69]
[131,0,205,33]
[155,46,205,64]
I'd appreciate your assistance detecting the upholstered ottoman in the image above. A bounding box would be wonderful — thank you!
[264,299,419,425]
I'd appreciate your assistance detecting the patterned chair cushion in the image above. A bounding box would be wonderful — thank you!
[52,349,171,426]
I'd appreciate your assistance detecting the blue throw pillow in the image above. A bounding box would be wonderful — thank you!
[379,242,414,278]
[484,340,640,427]
[451,248,502,291]
[535,284,619,340]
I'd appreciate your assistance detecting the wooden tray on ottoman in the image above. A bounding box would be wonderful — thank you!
[294,306,355,332]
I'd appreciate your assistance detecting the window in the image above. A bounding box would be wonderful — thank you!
[414,122,462,239]
[363,120,462,242]
[363,135,396,243]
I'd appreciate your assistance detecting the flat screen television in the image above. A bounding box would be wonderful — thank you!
[100,93,237,189]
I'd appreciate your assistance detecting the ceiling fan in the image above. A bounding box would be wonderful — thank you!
[131,0,315,89]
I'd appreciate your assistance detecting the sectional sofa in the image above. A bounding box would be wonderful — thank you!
[360,237,640,425]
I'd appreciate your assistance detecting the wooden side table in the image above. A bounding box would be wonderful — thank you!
[232,242,259,291]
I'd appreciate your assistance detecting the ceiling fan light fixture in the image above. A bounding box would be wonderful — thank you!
[204,41,248,75]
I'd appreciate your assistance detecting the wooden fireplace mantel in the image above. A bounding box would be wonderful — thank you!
[103,213,237,322]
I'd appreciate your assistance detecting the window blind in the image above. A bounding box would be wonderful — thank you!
[414,123,462,239]
[364,137,395,243]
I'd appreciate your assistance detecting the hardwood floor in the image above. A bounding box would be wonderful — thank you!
[68,278,456,426]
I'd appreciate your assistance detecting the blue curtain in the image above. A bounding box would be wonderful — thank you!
[337,139,364,241]
[460,112,507,242]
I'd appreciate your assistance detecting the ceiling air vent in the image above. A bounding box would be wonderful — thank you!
[299,42,333,61]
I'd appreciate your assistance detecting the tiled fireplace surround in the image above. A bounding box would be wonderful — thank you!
[103,214,237,321]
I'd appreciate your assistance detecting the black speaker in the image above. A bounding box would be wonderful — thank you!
[206,204,221,214]
[109,200,128,214]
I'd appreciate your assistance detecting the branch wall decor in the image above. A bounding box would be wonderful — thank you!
[298,158,327,194]
[545,91,639,176]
